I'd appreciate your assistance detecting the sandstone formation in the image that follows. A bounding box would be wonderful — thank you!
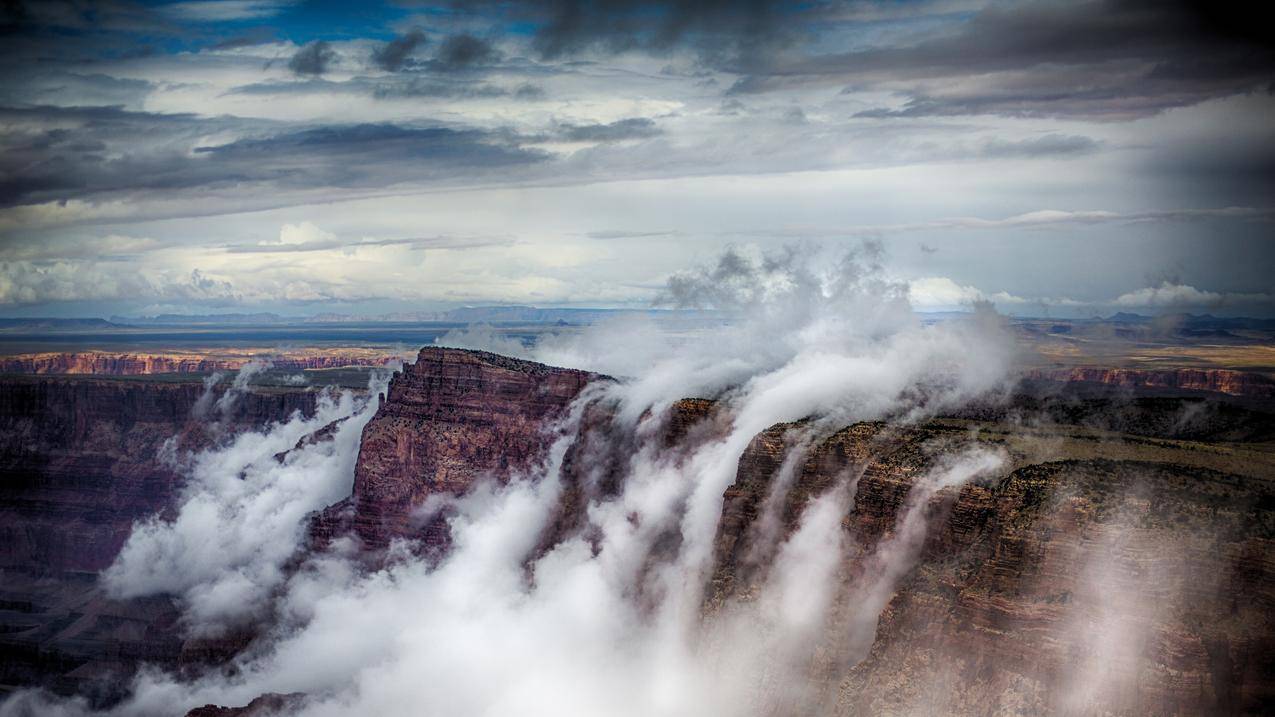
[708,421,1275,714]
[1026,366,1275,398]
[0,377,321,703]
[311,347,600,553]
[0,350,397,376]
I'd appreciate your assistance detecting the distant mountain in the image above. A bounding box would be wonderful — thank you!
[1105,312,1151,323]
[110,312,290,325]
[300,306,698,324]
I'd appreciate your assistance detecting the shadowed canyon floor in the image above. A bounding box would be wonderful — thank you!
[1,348,1273,715]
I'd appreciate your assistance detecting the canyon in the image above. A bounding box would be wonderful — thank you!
[0,350,398,377]
[1,348,1273,714]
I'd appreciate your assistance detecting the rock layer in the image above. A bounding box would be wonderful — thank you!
[0,351,396,376]
[3,350,1274,715]
[310,347,601,553]
[0,377,321,703]
[1026,366,1275,398]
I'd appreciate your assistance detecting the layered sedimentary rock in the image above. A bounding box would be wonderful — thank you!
[1026,366,1275,398]
[310,347,601,552]
[0,377,320,703]
[0,350,396,376]
[4,349,1275,715]
[708,420,1275,715]
[0,377,320,572]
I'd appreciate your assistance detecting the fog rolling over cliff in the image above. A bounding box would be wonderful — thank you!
[3,249,1271,716]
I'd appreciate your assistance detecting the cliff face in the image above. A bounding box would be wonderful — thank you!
[708,422,1275,715]
[4,350,1274,715]
[311,347,601,552]
[312,350,1275,715]
[0,377,319,572]
[0,351,396,376]
[1026,366,1275,398]
[0,377,320,703]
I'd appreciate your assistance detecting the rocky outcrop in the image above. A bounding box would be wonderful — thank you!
[310,347,602,553]
[0,351,397,376]
[1026,366,1275,398]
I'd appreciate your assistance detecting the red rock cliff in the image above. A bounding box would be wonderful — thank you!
[310,347,602,552]
[0,351,396,376]
[1026,366,1275,398]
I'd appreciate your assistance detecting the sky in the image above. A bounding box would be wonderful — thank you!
[0,0,1272,318]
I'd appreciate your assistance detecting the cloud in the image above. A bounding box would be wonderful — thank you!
[224,221,515,254]
[557,118,661,143]
[1112,281,1273,309]
[162,1,297,22]
[585,229,680,240]
[370,78,518,100]
[0,107,547,209]
[104,379,388,634]
[490,0,792,64]
[76,245,1017,716]
[740,206,1275,239]
[0,261,241,306]
[191,123,547,186]
[977,133,1102,158]
[734,1,1275,119]
[372,29,427,72]
[905,276,1080,309]
[289,41,335,76]
[434,34,499,70]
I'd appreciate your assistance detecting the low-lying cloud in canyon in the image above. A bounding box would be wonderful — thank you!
[2,246,1213,716]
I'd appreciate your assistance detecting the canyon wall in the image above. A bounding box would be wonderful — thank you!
[1026,366,1275,398]
[310,347,600,553]
[3,350,1274,715]
[0,351,396,376]
[0,377,321,703]
[708,421,1275,714]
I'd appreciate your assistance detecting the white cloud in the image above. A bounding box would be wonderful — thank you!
[277,221,336,246]
[1113,281,1272,309]
[906,276,1084,310]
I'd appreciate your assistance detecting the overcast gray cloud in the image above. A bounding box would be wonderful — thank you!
[0,107,545,208]
[0,0,1270,316]
[730,2,1275,120]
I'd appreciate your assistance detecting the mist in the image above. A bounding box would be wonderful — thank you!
[0,245,1181,717]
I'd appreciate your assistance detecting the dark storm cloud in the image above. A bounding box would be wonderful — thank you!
[194,123,541,176]
[469,0,792,64]
[734,1,1275,119]
[434,34,499,70]
[0,0,169,36]
[0,106,545,208]
[373,29,428,72]
[288,40,335,76]
[557,118,661,142]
